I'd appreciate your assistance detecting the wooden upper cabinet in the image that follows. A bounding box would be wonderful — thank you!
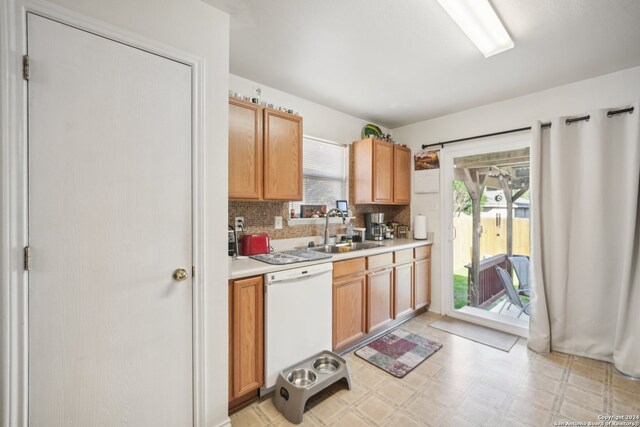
[229,99,262,200]
[353,138,373,204]
[228,99,302,201]
[263,109,303,200]
[373,140,394,203]
[393,145,411,205]
[353,137,411,205]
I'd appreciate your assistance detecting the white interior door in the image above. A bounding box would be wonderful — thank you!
[27,13,193,426]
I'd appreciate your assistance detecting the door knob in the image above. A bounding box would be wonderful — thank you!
[173,268,188,281]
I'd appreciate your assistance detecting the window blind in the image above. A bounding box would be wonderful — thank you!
[290,138,347,217]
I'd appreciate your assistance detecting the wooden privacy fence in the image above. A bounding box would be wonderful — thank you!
[453,216,530,271]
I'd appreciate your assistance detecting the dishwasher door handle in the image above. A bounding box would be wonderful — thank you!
[267,270,329,285]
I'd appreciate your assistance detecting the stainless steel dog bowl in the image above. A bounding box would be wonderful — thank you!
[287,368,317,387]
[312,356,340,374]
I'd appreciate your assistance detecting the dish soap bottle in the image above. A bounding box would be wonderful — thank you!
[346,223,353,244]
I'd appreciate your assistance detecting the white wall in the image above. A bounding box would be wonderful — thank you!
[1,0,231,425]
[230,74,386,144]
[393,65,640,314]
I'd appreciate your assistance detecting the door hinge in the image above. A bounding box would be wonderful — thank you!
[192,266,196,278]
[22,55,29,81]
[24,246,31,271]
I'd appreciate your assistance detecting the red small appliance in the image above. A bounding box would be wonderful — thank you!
[239,233,271,256]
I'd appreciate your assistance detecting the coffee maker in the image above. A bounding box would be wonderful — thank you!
[365,212,385,241]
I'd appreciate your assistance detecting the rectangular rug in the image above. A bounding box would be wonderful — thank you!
[429,316,519,352]
[355,329,442,378]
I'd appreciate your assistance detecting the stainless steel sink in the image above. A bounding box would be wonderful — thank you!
[350,242,385,250]
[307,242,384,254]
[307,245,343,254]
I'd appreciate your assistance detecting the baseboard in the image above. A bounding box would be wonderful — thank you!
[214,417,232,427]
[429,303,442,314]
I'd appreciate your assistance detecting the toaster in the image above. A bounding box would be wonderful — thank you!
[240,233,271,256]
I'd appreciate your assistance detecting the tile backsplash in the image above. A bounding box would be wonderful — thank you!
[228,200,410,240]
[228,201,319,239]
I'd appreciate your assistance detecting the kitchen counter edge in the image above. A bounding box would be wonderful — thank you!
[229,238,433,280]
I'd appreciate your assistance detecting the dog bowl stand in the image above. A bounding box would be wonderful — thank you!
[273,350,351,424]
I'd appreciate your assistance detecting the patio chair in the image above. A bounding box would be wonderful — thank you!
[508,256,530,297]
[495,266,531,318]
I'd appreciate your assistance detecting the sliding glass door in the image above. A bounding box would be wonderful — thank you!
[441,133,531,333]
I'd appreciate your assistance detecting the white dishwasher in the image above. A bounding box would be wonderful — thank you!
[261,262,333,394]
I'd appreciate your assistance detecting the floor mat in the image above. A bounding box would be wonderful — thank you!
[429,316,519,352]
[355,329,442,378]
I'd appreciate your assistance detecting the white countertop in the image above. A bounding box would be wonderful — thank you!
[229,238,433,279]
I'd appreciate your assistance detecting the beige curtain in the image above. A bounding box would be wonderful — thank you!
[529,102,640,378]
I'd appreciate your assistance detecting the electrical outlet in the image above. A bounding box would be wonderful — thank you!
[274,216,283,230]
[234,217,244,231]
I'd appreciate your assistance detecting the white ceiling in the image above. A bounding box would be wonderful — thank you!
[207,0,640,128]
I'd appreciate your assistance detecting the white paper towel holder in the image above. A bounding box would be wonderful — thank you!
[414,214,428,240]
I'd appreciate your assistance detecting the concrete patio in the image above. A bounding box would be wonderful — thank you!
[489,296,530,321]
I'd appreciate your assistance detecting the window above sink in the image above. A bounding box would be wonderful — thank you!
[288,136,349,226]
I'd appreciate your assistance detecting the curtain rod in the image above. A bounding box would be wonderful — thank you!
[421,106,634,150]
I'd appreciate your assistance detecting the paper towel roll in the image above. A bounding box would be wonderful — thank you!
[414,215,427,240]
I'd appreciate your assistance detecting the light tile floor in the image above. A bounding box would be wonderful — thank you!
[230,312,640,426]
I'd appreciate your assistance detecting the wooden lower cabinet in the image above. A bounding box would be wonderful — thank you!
[414,247,432,309]
[394,262,414,319]
[229,275,264,406]
[333,274,367,351]
[331,247,432,351]
[367,267,394,334]
[227,247,431,409]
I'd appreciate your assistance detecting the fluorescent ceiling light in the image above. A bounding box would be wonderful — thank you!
[436,0,514,58]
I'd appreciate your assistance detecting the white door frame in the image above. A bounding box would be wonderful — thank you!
[439,131,531,338]
[0,1,207,425]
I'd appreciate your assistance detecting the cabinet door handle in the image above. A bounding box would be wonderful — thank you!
[370,267,393,276]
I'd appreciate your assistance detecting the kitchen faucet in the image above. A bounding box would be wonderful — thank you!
[324,208,346,245]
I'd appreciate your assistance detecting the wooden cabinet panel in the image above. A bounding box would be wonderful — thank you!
[395,262,414,319]
[415,245,431,260]
[229,99,262,200]
[333,274,367,351]
[230,276,264,400]
[394,248,414,264]
[353,138,373,204]
[373,139,394,203]
[334,257,366,279]
[414,256,431,309]
[263,109,302,200]
[367,267,394,333]
[393,145,411,205]
[367,252,393,271]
